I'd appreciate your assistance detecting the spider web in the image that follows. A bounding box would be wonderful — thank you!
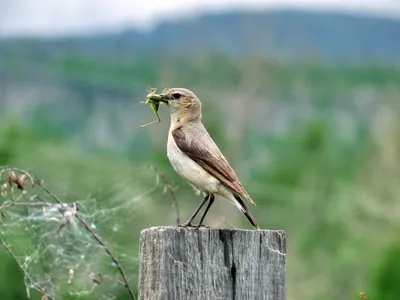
[0,166,168,300]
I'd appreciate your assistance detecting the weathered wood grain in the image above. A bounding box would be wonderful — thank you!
[138,226,286,300]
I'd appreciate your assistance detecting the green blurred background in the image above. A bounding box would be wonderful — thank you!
[1,2,400,300]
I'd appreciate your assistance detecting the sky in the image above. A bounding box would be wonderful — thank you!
[1,0,400,37]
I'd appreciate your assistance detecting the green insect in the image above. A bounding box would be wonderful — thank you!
[139,87,165,129]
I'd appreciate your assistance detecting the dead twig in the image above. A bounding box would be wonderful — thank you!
[36,184,136,300]
[75,211,136,300]
[0,167,136,300]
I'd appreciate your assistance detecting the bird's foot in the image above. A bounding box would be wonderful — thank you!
[178,222,196,228]
[177,222,210,229]
[193,223,211,229]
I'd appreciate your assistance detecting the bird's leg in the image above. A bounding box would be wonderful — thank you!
[179,194,209,227]
[194,194,215,228]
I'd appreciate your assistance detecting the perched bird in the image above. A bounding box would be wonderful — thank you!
[156,88,260,229]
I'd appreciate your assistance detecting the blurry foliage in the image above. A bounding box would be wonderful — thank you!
[0,51,400,300]
[0,118,38,164]
[373,241,400,300]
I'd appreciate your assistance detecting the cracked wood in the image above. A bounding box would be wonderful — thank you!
[138,226,286,300]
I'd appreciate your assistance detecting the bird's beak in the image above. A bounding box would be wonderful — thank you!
[146,92,169,104]
[159,94,169,104]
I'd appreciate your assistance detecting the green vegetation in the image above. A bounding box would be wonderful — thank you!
[1,52,400,300]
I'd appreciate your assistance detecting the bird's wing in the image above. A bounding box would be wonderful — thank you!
[172,126,256,206]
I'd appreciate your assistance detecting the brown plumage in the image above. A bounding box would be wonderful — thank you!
[172,126,256,206]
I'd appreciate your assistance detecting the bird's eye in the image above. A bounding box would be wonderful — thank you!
[172,93,182,100]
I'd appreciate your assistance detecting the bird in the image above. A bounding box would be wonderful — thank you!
[156,88,260,229]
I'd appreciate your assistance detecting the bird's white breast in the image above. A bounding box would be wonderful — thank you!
[167,132,220,194]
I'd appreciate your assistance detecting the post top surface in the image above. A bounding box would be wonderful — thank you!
[141,225,286,235]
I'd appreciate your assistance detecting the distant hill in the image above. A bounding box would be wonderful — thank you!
[1,10,400,65]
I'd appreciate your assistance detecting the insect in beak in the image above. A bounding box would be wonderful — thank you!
[138,88,166,129]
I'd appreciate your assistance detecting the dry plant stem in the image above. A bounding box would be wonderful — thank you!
[1,239,53,300]
[0,201,51,210]
[1,200,135,298]
[150,166,180,224]
[0,167,136,300]
[34,181,63,205]
[39,183,136,300]
[74,214,136,300]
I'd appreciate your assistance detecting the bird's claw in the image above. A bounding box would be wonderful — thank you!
[178,222,196,228]
[193,224,210,229]
[177,222,210,229]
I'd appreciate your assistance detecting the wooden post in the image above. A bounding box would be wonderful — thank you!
[138,226,286,300]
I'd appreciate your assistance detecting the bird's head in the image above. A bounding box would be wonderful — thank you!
[158,88,202,123]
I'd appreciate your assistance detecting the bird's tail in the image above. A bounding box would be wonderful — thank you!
[233,193,260,229]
